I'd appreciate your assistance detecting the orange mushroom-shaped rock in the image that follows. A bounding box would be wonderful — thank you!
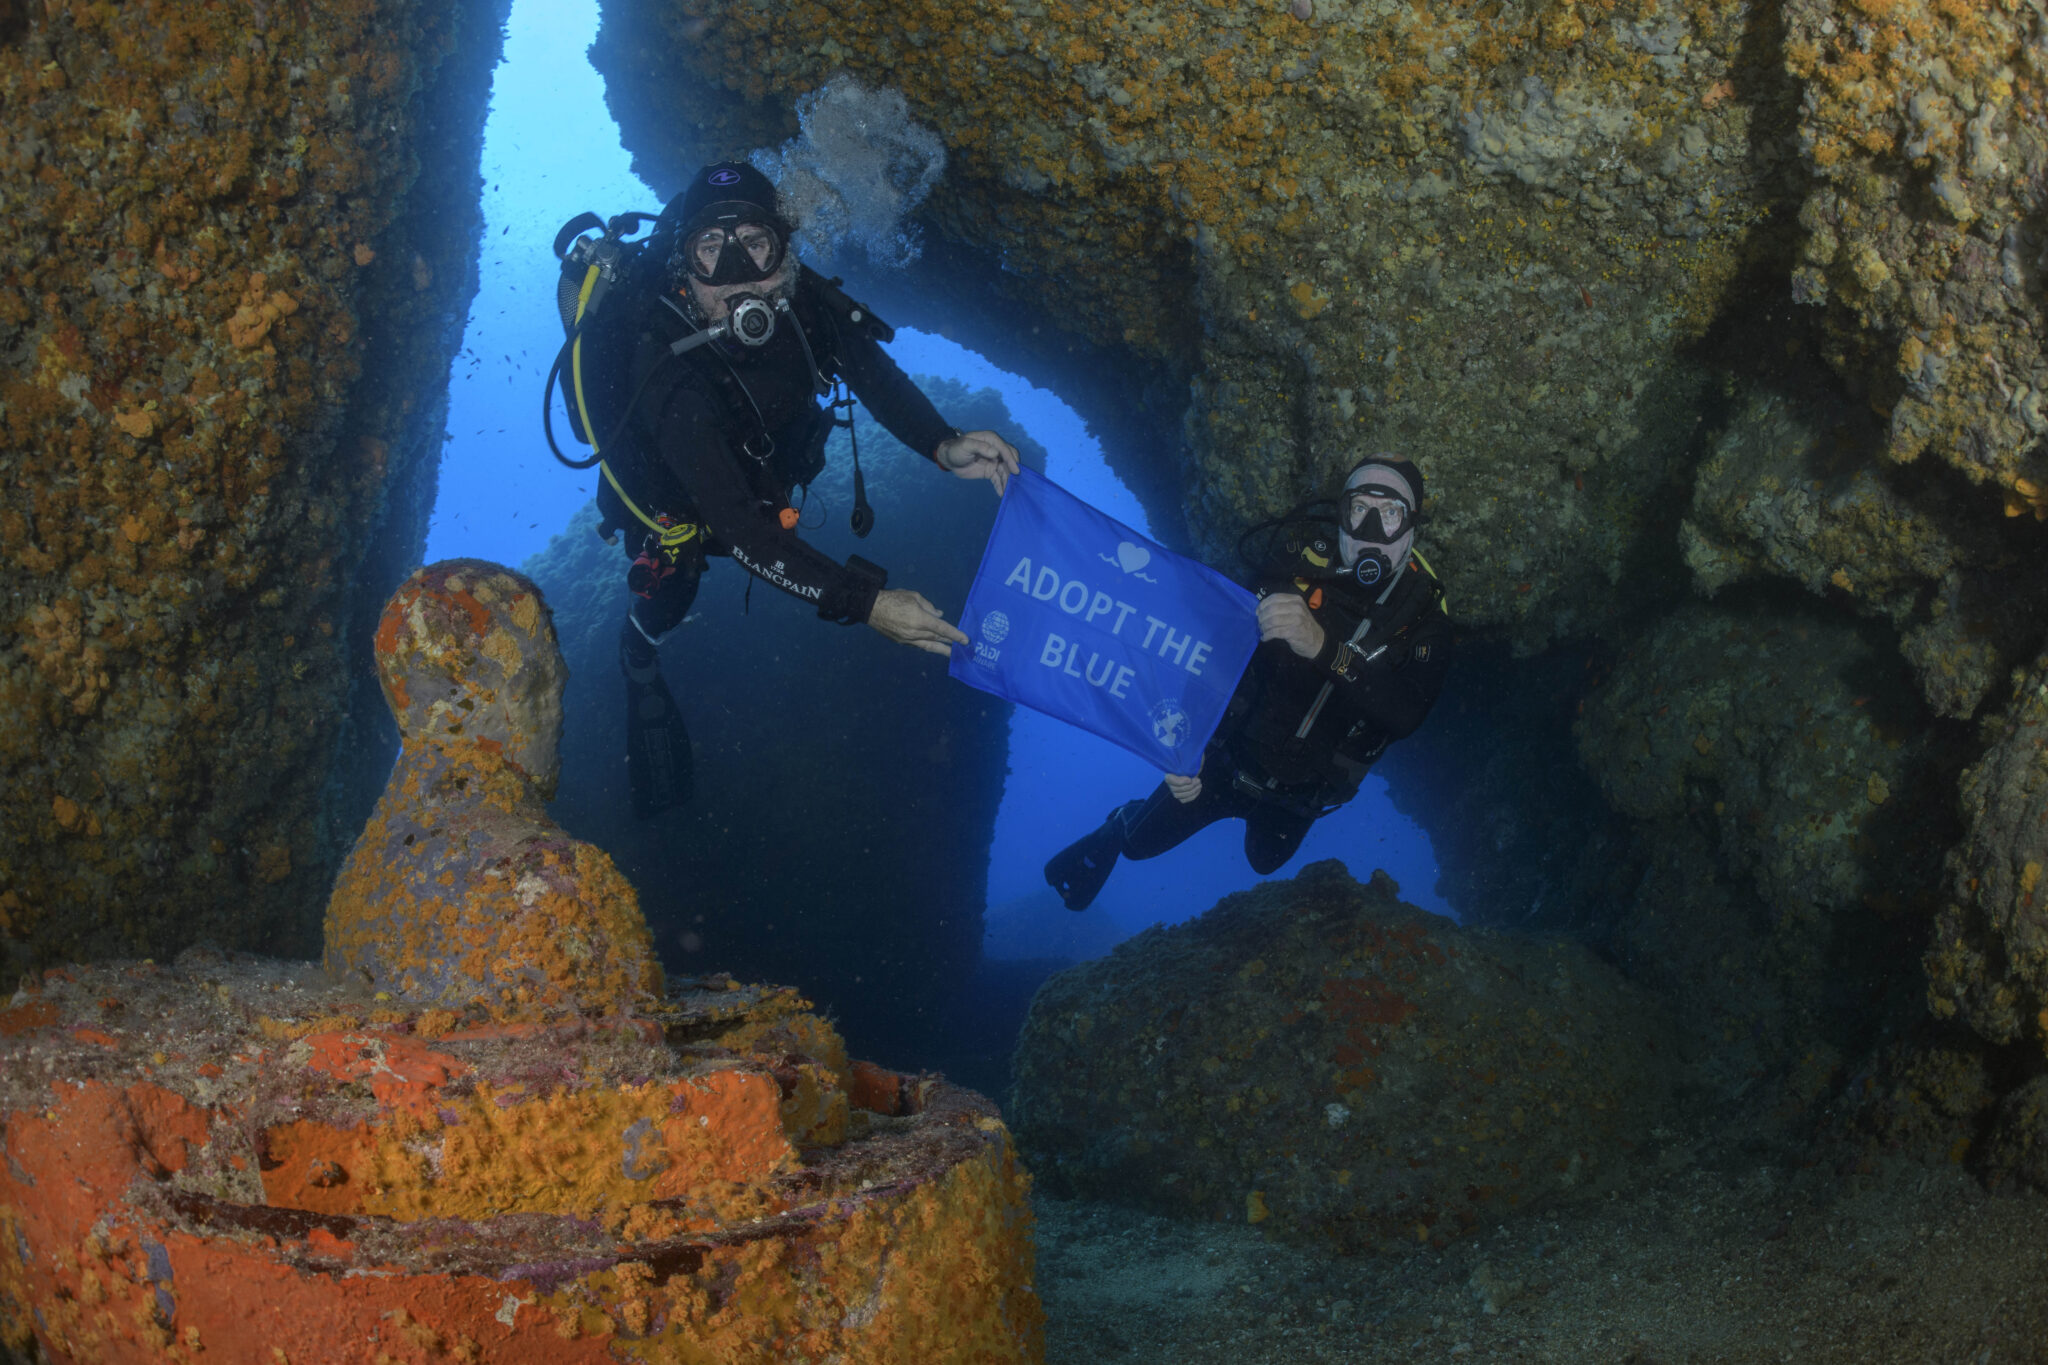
[324,560,661,1017]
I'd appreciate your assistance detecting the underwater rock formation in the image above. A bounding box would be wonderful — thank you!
[1010,861,1679,1252]
[526,379,1042,1071]
[1577,600,1947,945]
[0,955,1043,1363]
[1783,0,2048,494]
[1677,381,2048,720]
[590,0,1819,648]
[1,555,1040,1361]
[325,562,662,1017]
[0,0,508,983]
[583,1,2048,1118]
[1574,600,1954,1085]
[1927,644,2048,1053]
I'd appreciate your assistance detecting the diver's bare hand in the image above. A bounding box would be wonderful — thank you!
[935,430,1021,497]
[1164,771,1203,804]
[1258,592,1326,660]
[867,588,969,657]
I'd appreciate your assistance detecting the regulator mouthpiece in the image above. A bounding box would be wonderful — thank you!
[726,294,777,346]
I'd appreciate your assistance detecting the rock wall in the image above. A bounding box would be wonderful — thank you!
[0,0,507,980]
[1784,0,2048,489]
[590,0,1819,647]
[524,379,1043,1072]
[1928,645,2048,1049]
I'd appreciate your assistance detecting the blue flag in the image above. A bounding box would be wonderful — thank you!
[949,468,1260,774]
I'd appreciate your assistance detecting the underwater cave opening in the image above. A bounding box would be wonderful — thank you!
[421,0,1449,1082]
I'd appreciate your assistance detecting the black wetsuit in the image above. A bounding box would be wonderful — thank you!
[1114,552,1452,874]
[611,269,957,635]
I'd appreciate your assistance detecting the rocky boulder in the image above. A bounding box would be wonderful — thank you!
[1010,861,1680,1252]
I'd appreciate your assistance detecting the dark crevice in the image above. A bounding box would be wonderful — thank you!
[309,0,514,955]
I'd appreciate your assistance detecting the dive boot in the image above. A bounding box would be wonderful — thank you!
[1044,816,1123,912]
[621,629,695,818]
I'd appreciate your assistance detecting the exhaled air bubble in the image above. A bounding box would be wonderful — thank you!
[751,74,946,270]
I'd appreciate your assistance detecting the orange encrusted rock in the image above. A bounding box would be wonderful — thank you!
[0,954,1044,1363]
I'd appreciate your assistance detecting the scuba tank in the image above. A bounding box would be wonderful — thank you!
[543,209,659,470]
[540,209,707,562]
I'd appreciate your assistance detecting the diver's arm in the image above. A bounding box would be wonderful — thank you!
[655,386,884,625]
[1316,611,1452,740]
[831,323,958,460]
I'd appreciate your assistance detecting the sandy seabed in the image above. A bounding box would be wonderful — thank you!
[1033,1157,2048,1364]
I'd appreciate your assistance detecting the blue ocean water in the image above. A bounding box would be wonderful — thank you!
[425,0,1451,975]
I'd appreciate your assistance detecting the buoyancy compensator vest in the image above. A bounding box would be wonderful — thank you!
[541,208,897,549]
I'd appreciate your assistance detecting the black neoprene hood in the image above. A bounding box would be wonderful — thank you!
[1345,456,1425,510]
[673,162,786,238]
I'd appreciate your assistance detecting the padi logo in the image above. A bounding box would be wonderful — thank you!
[981,610,1011,645]
[1149,699,1191,750]
[708,168,742,186]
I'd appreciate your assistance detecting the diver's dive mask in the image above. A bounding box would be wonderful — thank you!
[1342,485,1413,544]
[682,218,786,286]
[1338,470,1419,589]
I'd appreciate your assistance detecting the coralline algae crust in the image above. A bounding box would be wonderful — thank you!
[0,955,1044,1363]
[0,0,506,982]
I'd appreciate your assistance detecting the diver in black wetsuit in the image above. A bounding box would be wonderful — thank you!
[1044,457,1452,911]
[606,163,1019,817]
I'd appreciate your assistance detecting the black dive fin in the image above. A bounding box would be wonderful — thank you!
[625,672,695,818]
[1044,820,1122,912]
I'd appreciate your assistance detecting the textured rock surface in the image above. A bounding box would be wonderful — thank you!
[1984,1073,2048,1191]
[575,0,2048,1105]
[1574,601,1956,1079]
[1678,381,2048,719]
[0,0,507,982]
[1926,645,2048,1051]
[1784,0,2048,489]
[0,953,1043,1363]
[325,562,663,1018]
[1011,862,1679,1252]
[591,0,1811,648]
[526,380,1042,1071]
[1577,600,1948,941]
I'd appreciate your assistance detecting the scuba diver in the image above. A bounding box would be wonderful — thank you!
[552,162,1019,818]
[1043,457,1452,911]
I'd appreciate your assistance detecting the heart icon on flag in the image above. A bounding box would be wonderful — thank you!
[1115,542,1151,574]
